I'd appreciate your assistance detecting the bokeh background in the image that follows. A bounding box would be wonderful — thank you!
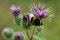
[0,0,60,40]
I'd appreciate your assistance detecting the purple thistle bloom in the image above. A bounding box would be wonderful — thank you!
[32,9,47,19]
[15,33,23,40]
[23,14,31,29]
[10,5,20,16]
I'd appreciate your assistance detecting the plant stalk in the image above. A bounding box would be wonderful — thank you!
[30,26,36,40]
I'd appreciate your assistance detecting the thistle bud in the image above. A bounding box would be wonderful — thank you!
[2,27,14,39]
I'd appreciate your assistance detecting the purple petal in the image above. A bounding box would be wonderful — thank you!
[33,9,41,17]
[10,5,17,11]
[32,9,47,18]
[10,5,20,16]
[40,10,47,18]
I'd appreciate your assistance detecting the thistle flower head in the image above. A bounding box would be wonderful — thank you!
[32,9,47,18]
[13,32,26,40]
[30,3,52,19]
[10,5,20,16]
[23,14,31,29]
[14,33,23,40]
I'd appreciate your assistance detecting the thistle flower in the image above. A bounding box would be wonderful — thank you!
[22,14,31,29]
[2,27,14,39]
[32,9,47,18]
[14,33,23,40]
[13,32,26,40]
[10,5,20,16]
[30,3,51,19]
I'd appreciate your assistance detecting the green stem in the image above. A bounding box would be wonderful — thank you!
[30,26,36,40]
[26,31,30,39]
[24,29,30,40]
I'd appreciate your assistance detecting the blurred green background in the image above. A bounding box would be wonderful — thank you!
[0,0,60,40]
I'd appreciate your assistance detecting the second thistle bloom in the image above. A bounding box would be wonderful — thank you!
[23,14,31,29]
[10,5,20,16]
